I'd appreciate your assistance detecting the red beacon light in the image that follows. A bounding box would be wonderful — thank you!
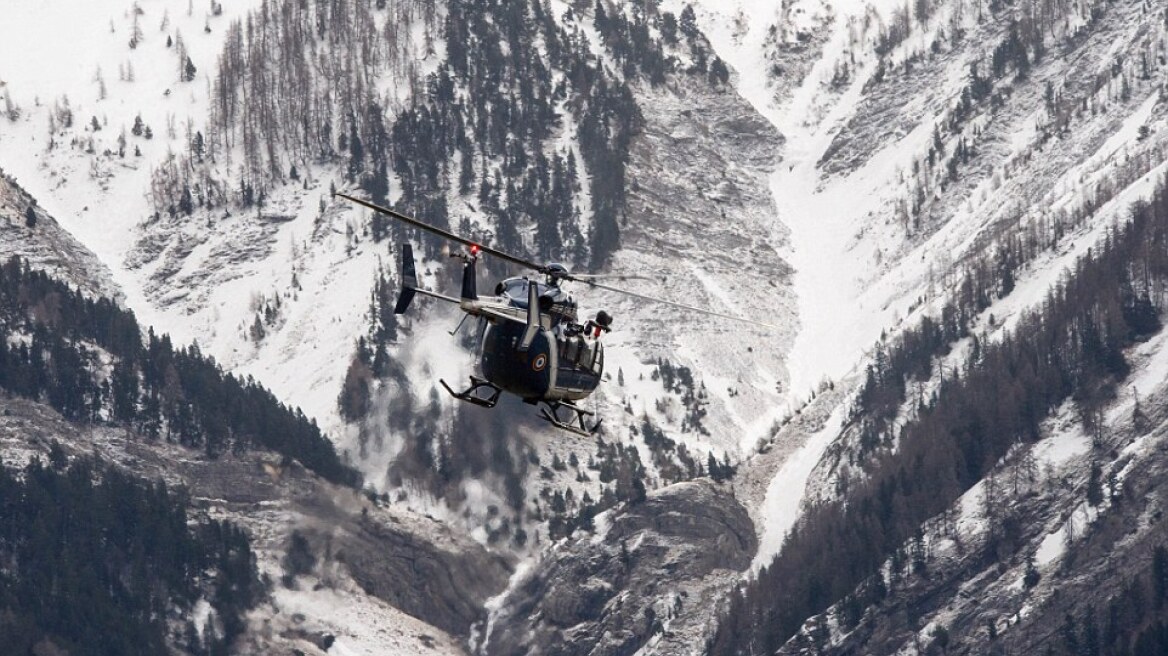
[469,244,481,256]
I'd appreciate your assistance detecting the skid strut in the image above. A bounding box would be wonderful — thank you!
[539,400,602,437]
[439,375,504,408]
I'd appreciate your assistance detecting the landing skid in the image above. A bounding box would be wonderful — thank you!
[438,378,600,436]
[539,400,602,437]
[439,375,503,408]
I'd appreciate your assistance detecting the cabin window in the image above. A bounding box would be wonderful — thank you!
[577,341,593,369]
[561,338,579,364]
[557,336,602,374]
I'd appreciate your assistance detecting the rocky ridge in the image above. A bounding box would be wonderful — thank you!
[0,391,511,654]
[482,480,756,656]
[0,169,121,301]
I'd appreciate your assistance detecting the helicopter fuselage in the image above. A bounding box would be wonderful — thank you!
[480,320,601,402]
[480,277,603,402]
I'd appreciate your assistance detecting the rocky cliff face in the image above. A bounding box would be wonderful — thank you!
[598,75,793,456]
[482,480,756,656]
[0,169,120,300]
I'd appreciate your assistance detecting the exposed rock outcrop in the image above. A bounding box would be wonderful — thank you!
[0,169,121,301]
[0,394,512,647]
[483,480,756,656]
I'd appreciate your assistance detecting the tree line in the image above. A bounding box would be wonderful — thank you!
[149,0,654,273]
[0,257,361,488]
[1047,544,1168,656]
[385,0,642,268]
[149,0,433,215]
[0,456,261,655]
[709,177,1168,654]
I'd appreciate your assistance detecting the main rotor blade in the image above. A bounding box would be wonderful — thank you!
[336,193,547,272]
[566,273,654,282]
[579,279,777,330]
[338,193,772,328]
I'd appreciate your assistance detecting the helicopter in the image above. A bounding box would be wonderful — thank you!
[337,193,774,436]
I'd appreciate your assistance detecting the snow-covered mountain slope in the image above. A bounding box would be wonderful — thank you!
[688,0,1168,397]
[0,388,502,656]
[681,0,1168,557]
[0,0,263,317]
[0,0,381,441]
[4,0,795,557]
[9,0,1168,652]
[674,0,1168,650]
[777,324,1168,654]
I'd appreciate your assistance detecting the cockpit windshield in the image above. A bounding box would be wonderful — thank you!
[498,278,572,310]
[500,278,530,304]
[499,278,550,308]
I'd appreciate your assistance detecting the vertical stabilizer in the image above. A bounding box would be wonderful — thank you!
[519,280,540,351]
[461,256,478,301]
[394,243,418,314]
